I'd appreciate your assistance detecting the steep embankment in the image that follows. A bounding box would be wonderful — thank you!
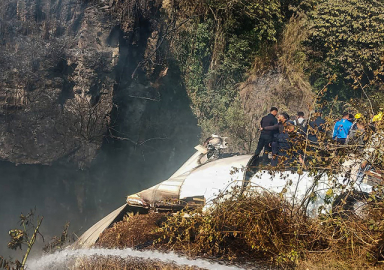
[89,0,315,153]
[1,0,383,172]
[0,0,200,167]
[0,0,116,166]
[0,0,334,167]
[0,0,200,257]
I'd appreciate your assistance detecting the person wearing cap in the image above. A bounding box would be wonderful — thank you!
[333,112,353,144]
[254,107,279,162]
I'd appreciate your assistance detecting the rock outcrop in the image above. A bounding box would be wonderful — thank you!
[0,0,199,168]
[0,0,117,166]
[240,71,314,120]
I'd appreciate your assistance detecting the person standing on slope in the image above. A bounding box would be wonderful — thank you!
[294,111,307,129]
[307,109,326,143]
[254,107,278,162]
[333,112,353,144]
[259,112,292,167]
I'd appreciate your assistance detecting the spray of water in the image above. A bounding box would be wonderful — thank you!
[26,248,247,270]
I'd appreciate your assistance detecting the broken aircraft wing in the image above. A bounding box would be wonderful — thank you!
[73,138,249,248]
[71,204,130,249]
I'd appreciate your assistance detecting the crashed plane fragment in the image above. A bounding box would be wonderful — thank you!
[73,135,375,248]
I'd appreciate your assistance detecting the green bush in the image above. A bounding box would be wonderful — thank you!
[305,0,384,98]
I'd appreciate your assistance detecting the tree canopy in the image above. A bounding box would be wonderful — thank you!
[305,0,384,99]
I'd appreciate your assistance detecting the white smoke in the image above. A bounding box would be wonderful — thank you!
[26,248,248,270]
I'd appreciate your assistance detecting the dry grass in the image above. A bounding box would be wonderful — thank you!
[75,256,203,270]
[78,213,203,269]
[83,187,384,269]
[154,190,326,267]
[96,212,167,249]
[297,255,382,270]
[152,188,384,268]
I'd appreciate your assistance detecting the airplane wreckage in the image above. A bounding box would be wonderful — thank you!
[74,135,380,248]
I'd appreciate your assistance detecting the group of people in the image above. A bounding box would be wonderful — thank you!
[253,107,303,167]
[332,112,367,145]
[253,106,367,167]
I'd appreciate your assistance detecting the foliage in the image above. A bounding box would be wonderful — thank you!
[96,212,165,249]
[2,210,43,270]
[43,222,71,253]
[166,0,295,152]
[0,256,21,270]
[88,0,315,152]
[91,91,384,269]
[155,188,325,265]
[153,186,384,267]
[304,0,384,99]
[220,99,258,152]
[1,210,76,269]
[151,92,384,267]
[278,13,311,91]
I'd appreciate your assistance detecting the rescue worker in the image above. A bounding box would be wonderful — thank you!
[348,114,354,123]
[307,110,326,143]
[346,113,365,145]
[259,112,290,166]
[254,107,278,162]
[294,112,307,129]
[356,112,384,182]
[270,124,296,167]
[260,111,290,134]
[333,112,353,144]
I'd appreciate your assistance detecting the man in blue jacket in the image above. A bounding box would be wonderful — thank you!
[333,112,353,144]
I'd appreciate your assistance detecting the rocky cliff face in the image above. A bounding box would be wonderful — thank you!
[0,0,118,166]
[0,0,199,168]
[0,0,312,166]
[0,0,200,257]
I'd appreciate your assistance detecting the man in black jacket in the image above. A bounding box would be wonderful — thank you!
[262,112,290,134]
[254,107,278,161]
[307,110,326,143]
[270,123,295,166]
[260,112,293,167]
